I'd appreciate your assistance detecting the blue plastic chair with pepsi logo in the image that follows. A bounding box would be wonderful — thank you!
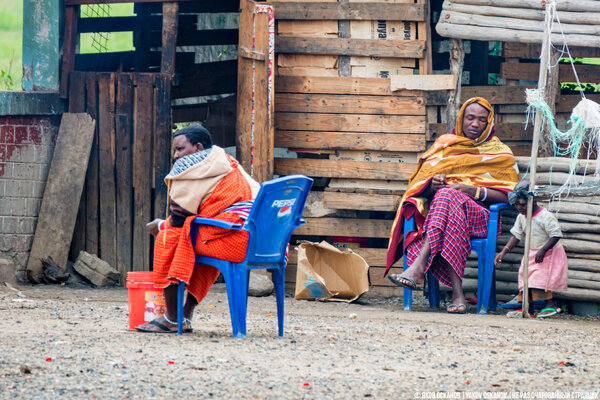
[176,175,313,337]
[401,202,510,314]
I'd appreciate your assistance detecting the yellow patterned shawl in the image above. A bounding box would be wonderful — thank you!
[385,97,520,274]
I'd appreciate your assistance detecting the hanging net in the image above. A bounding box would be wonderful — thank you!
[524,1,600,197]
[81,4,112,53]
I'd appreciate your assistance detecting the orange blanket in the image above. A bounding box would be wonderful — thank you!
[153,157,253,302]
[385,97,520,275]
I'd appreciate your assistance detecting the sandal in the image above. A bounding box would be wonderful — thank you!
[536,307,560,318]
[447,304,466,314]
[135,318,193,333]
[388,275,426,292]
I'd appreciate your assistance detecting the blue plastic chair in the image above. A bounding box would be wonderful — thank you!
[401,202,510,314]
[176,175,313,337]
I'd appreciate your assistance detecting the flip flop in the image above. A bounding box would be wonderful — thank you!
[447,304,466,314]
[135,319,178,333]
[536,307,560,318]
[388,275,425,292]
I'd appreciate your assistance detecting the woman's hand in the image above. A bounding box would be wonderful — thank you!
[146,219,162,236]
[449,183,477,198]
[494,252,504,266]
[431,174,447,192]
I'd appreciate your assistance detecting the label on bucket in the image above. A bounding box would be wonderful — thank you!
[144,291,166,322]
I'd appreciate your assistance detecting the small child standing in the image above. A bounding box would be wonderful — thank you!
[494,182,568,318]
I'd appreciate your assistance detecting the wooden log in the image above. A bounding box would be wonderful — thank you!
[561,239,600,254]
[558,222,600,234]
[450,0,600,13]
[533,172,587,186]
[436,22,600,48]
[276,37,426,58]
[569,270,600,283]
[515,156,600,174]
[444,2,600,25]
[275,93,425,115]
[546,201,600,217]
[322,191,400,212]
[275,131,426,152]
[446,38,464,133]
[269,2,425,21]
[26,114,95,281]
[294,218,392,238]
[274,158,416,180]
[554,212,600,225]
[564,232,600,243]
[555,287,600,303]
[276,113,425,134]
[442,10,600,36]
[565,258,600,273]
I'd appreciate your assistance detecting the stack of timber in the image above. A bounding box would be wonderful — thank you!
[482,156,600,303]
[269,0,434,297]
[436,0,600,48]
[270,0,431,78]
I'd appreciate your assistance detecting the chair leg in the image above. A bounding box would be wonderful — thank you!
[233,268,250,338]
[177,281,186,335]
[222,266,242,338]
[427,270,440,308]
[479,253,494,315]
[273,266,285,337]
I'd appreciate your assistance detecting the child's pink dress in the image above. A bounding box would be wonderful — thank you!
[510,207,568,292]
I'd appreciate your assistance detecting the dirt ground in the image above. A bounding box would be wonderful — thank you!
[0,283,599,400]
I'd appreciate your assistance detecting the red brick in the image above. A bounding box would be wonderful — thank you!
[14,126,28,143]
[0,126,14,144]
[28,125,42,145]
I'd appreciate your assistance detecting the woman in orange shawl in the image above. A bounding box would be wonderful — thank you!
[386,98,519,313]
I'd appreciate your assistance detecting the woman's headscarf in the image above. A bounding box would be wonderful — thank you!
[385,97,520,275]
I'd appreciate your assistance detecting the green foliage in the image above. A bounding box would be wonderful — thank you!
[0,69,14,90]
[0,2,22,90]
[561,82,600,93]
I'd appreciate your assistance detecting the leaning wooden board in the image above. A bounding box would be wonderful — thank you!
[26,113,96,281]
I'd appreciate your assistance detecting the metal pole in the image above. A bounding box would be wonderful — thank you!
[522,1,554,318]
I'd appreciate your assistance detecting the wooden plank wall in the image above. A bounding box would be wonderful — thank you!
[65,1,239,148]
[68,71,172,283]
[267,0,433,297]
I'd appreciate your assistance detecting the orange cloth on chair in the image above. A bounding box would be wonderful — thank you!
[153,156,253,302]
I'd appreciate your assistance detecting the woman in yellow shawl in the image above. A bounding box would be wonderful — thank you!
[385,98,519,313]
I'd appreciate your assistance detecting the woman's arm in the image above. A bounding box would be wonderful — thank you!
[448,184,509,204]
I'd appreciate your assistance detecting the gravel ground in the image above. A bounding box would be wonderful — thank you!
[0,283,599,399]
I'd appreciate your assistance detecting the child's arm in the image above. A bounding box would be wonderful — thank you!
[495,236,520,265]
[534,236,560,263]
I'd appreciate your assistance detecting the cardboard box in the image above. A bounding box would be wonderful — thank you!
[278,54,338,68]
[350,20,416,41]
[295,241,369,302]
[278,67,339,77]
[351,64,414,78]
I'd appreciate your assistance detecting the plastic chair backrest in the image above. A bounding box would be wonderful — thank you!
[243,175,313,265]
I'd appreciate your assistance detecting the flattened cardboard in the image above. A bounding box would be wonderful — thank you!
[350,20,416,41]
[295,241,370,302]
[278,20,338,37]
[278,54,338,68]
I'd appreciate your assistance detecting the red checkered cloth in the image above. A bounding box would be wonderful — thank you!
[405,188,496,287]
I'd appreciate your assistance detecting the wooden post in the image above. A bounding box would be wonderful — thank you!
[60,6,78,98]
[539,48,560,157]
[160,2,179,76]
[522,2,554,318]
[338,0,351,77]
[417,0,432,75]
[446,38,464,133]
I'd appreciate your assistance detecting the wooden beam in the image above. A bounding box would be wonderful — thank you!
[275,93,425,115]
[277,76,423,97]
[501,62,600,83]
[322,191,400,212]
[275,131,426,152]
[160,2,179,76]
[288,246,388,267]
[276,37,426,58]
[294,218,393,238]
[275,113,425,134]
[274,158,416,180]
[26,114,95,281]
[391,74,456,91]
[504,42,600,59]
[425,85,531,105]
[66,0,202,4]
[60,6,78,98]
[428,122,532,141]
[269,2,425,21]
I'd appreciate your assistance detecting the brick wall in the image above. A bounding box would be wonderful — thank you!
[0,115,60,281]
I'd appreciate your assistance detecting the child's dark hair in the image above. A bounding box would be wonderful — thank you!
[174,124,212,149]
